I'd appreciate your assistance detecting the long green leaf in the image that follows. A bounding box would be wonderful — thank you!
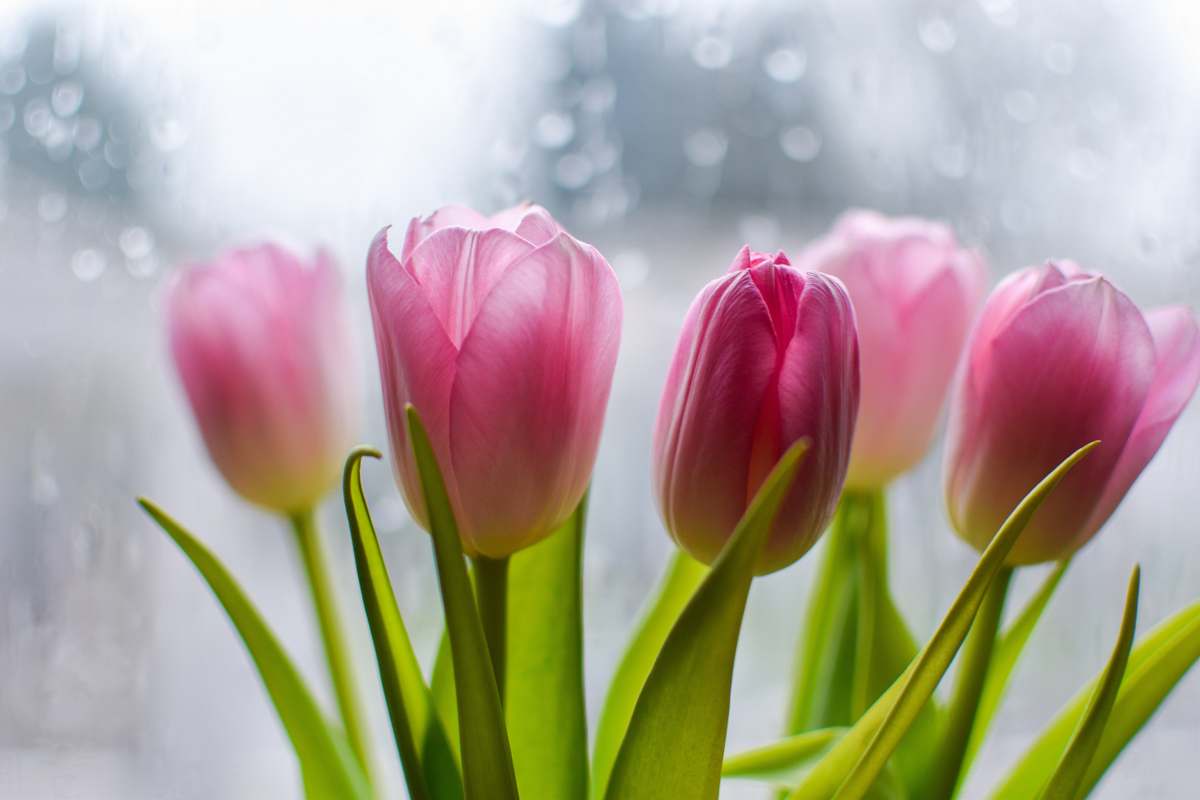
[990,598,1200,798]
[591,549,708,799]
[789,440,1098,800]
[406,405,519,799]
[507,497,589,800]
[724,729,846,788]
[342,448,462,800]
[956,560,1071,791]
[1038,565,1140,800]
[137,499,369,800]
[430,631,460,761]
[605,440,809,800]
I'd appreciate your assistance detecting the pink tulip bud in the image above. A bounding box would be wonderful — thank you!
[798,210,986,488]
[652,247,860,575]
[167,244,359,514]
[944,260,1200,564]
[368,204,622,558]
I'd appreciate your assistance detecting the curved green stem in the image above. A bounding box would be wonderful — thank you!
[929,565,1013,800]
[473,554,510,704]
[290,508,374,787]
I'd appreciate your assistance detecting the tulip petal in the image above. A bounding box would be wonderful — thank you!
[400,205,495,263]
[403,226,536,347]
[446,233,622,557]
[947,276,1155,564]
[768,273,859,571]
[652,270,779,567]
[367,228,461,531]
[1081,306,1200,540]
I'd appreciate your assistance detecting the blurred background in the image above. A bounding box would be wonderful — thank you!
[2,0,1198,797]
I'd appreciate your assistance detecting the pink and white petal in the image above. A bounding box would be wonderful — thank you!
[403,226,535,346]
[447,233,623,557]
[950,276,1155,563]
[367,227,462,532]
[655,270,778,566]
[400,205,494,262]
[512,205,563,245]
[1081,306,1200,540]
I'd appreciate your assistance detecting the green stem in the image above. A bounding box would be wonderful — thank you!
[289,508,374,786]
[473,554,510,703]
[929,565,1013,800]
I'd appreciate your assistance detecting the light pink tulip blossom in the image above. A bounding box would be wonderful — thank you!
[168,244,358,513]
[944,260,1200,564]
[368,204,622,558]
[798,210,986,488]
[652,247,860,575]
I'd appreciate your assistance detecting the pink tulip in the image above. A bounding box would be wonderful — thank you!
[368,204,622,558]
[652,247,860,575]
[798,210,986,488]
[944,260,1200,564]
[168,244,358,513]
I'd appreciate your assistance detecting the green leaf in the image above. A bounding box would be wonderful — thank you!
[137,499,370,800]
[591,550,708,799]
[724,729,846,788]
[405,405,519,800]
[784,498,862,734]
[342,447,462,800]
[990,596,1200,799]
[430,631,460,762]
[957,560,1071,790]
[789,440,1099,800]
[604,439,809,800]
[1038,565,1140,800]
[506,497,590,800]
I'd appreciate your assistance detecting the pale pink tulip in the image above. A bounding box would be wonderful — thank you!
[368,204,622,558]
[798,210,986,488]
[652,247,859,575]
[168,244,358,513]
[944,260,1200,564]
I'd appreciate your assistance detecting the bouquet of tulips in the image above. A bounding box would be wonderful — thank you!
[141,206,1200,800]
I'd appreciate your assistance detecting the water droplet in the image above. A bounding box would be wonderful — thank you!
[73,115,102,150]
[684,127,728,167]
[78,156,110,191]
[780,125,821,162]
[555,153,593,189]
[918,17,957,53]
[1044,42,1075,75]
[691,36,732,70]
[534,111,575,149]
[126,252,159,279]
[1003,90,1037,123]
[150,114,189,151]
[23,97,51,138]
[0,65,25,95]
[930,142,970,179]
[51,81,83,117]
[38,191,67,222]
[763,48,806,82]
[979,0,1018,26]
[528,0,583,27]
[71,248,106,281]
[43,118,73,161]
[581,77,617,114]
[738,215,781,249]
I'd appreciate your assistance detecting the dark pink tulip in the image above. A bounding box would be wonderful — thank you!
[798,210,986,488]
[168,244,358,513]
[368,204,622,558]
[652,247,860,575]
[944,261,1200,564]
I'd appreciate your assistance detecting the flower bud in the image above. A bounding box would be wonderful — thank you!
[368,204,622,558]
[944,261,1200,564]
[168,244,358,513]
[652,247,859,575]
[798,210,986,488]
